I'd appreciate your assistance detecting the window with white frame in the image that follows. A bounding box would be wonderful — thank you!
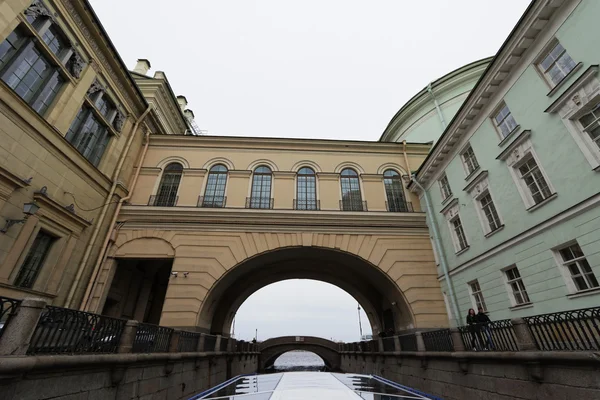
[577,103,600,151]
[557,243,599,292]
[461,145,480,176]
[504,266,530,306]
[493,103,518,139]
[537,42,577,87]
[479,193,502,233]
[465,173,504,236]
[439,174,452,201]
[469,280,487,311]
[450,215,468,252]
[517,156,553,205]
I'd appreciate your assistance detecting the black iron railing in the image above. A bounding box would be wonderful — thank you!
[422,329,453,352]
[198,195,227,208]
[340,199,367,211]
[219,337,229,352]
[245,197,274,209]
[458,319,518,351]
[178,331,202,352]
[382,336,396,352]
[397,333,418,351]
[523,307,600,351]
[293,199,320,210]
[385,200,414,213]
[148,195,178,207]
[203,334,217,351]
[132,323,173,353]
[0,296,20,339]
[27,306,126,354]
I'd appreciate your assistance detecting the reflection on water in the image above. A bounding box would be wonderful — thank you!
[272,350,326,372]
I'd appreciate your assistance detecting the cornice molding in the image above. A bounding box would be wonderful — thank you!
[139,167,162,176]
[439,198,459,215]
[228,170,252,178]
[0,166,29,200]
[272,171,296,179]
[361,174,383,182]
[34,192,92,233]
[316,172,340,181]
[496,130,532,161]
[545,65,599,115]
[183,168,207,178]
[118,205,428,232]
[463,170,489,193]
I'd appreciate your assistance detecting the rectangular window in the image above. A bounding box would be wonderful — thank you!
[517,156,552,205]
[14,231,55,289]
[578,103,600,150]
[66,106,111,166]
[461,145,480,176]
[439,174,452,201]
[504,266,530,305]
[538,42,577,87]
[493,103,518,138]
[451,215,468,252]
[469,280,487,311]
[479,193,501,233]
[558,243,599,292]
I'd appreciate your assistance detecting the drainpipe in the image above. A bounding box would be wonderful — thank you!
[80,121,152,312]
[65,104,153,308]
[410,176,462,326]
[426,82,447,130]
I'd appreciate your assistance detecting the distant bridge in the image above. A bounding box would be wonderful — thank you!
[258,336,341,372]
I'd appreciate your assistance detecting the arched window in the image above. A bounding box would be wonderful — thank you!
[248,166,273,209]
[340,168,364,211]
[153,163,182,206]
[383,170,408,212]
[295,167,317,210]
[202,164,228,207]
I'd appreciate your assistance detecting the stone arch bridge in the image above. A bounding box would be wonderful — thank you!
[258,336,341,372]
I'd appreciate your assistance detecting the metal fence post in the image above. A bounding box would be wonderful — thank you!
[118,320,139,353]
[450,328,465,351]
[511,317,537,351]
[415,331,426,352]
[169,329,181,352]
[0,298,46,355]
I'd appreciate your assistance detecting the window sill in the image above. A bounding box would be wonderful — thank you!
[0,282,57,298]
[441,195,454,206]
[566,287,600,299]
[546,62,583,97]
[464,166,481,182]
[526,193,558,212]
[497,125,521,147]
[455,246,470,256]
[509,302,533,311]
[484,224,505,238]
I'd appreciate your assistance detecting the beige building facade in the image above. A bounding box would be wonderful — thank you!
[82,136,449,335]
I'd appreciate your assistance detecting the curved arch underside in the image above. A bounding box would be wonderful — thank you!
[259,345,339,372]
[197,247,415,336]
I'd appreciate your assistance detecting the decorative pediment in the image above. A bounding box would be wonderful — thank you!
[33,189,92,234]
[0,167,30,201]
[496,130,532,165]
[545,65,600,119]
[439,198,459,219]
[463,170,489,195]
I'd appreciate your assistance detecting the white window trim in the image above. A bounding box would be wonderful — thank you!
[465,172,504,236]
[438,174,452,202]
[498,134,555,209]
[441,199,468,253]
[460,144,480,178]
[545,66,600,170]
[501,265,530,307]
[533,38,577,90]
[490,101,519,142]
[467,279,486,312]
[551,241,598,294]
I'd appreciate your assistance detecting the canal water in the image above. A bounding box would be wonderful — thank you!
[272,350,326,372]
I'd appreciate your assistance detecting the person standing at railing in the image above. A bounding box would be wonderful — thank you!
[466,308,485,350]
[476,307,494,350]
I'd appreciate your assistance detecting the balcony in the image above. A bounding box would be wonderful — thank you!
[293,199,320,211]
[246,197,274,209]
[339,199,367,211]
[148,195,178,207]
[198,195,227,208]
[385,200,414,212]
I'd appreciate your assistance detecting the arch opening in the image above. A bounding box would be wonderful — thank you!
[197,246,414,338]
[270,350,327,372]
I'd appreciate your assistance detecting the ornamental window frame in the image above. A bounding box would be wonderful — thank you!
[202,164,228,208]
[552,241,599,294]
[438,173,452,202]
[464,172,504,237]
[490,102,519,141]
[502,265,531,307]
[295,166,318,210]
[440,199,469,254]
[249,165,273,209]
[535,40,578,89]
[545,66,600,170]
[460,144,480,178]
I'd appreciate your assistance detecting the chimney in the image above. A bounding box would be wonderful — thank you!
[133,58,151,75]
[177,95,188,112]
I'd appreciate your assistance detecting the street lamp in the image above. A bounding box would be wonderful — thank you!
[1,201,40,233]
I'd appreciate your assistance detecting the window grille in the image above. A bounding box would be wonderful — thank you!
[14,231,55,289]
[203,164,227,208]
[296,167,317,210]
[383,170,408,212]
[249,166,272,209]
[340,168,363,211]
[154,163,183,207]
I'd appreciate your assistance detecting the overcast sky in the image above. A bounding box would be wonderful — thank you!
[89,1,529,342]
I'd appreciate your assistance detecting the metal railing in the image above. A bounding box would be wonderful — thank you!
[27,306,126,354]
[422,329,453,352]
[203,334,217,352]
[198,195,227,208]
[382,336,396,352]
[178,331,202,352]
[397,333,418,351]
[245,197,274,209]
[293,199,320,210]
[148,195,179,207]
[339,199,367,211]
[132,323,173,353]
[523,307,600,351]
[0,296,20,339]
[385,200,414,213]
[458,319,518,351]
